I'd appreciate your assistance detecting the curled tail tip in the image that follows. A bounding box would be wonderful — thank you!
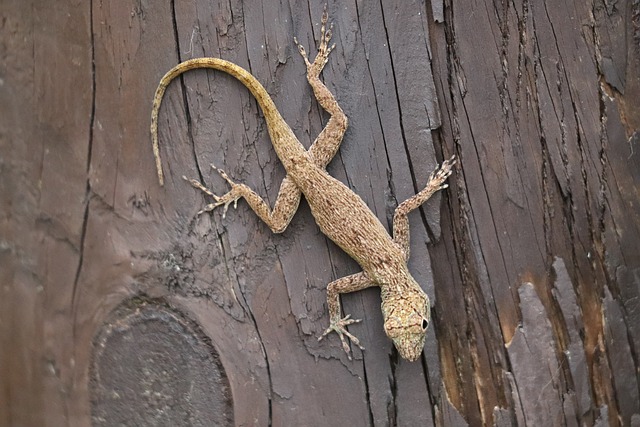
[156,164,165,186]
[153,145,165,186]
[150,129,165,186]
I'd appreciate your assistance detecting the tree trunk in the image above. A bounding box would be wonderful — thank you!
[2,0,639,426]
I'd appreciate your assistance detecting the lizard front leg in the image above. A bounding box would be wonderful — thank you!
[319,271,375,359]
[295,5,348,168]
[185,164,301,233]
[392,156,456,259]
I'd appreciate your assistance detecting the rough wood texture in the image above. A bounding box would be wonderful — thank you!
[1,0,639,426]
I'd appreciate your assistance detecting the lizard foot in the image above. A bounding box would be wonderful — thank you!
[318,314,365,360]
[294,4,335,78]
[183,164,243,218]
[428,155,457,191]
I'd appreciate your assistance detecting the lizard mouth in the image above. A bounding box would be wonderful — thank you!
[402,350,422,362]
[395,342,423,362]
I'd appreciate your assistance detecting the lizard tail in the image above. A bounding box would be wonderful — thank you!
[150,58,288,186]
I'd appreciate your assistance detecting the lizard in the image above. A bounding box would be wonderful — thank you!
[150,7,456,361]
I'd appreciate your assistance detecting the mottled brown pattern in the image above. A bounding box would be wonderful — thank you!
[151,9,454,361]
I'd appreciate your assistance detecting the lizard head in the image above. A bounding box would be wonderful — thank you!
[381,286,430,362]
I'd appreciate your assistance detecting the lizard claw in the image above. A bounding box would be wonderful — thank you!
[319,314,364,360]
[429,155,456,190]
[294,4,335,77]
[183,164,244,218]
[204,190,241,218]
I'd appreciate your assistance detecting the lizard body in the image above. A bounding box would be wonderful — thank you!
[151,9,455,361]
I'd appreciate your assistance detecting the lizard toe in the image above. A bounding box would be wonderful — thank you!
[318,314,364,358]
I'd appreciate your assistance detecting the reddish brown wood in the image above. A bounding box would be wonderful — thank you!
[1,0,639,426]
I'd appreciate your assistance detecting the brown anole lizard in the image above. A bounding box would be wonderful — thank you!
[151,8,455,361]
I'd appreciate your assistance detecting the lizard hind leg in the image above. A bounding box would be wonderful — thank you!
[183,165,243,218]
[294,5,348,168]
[184,164,302,233]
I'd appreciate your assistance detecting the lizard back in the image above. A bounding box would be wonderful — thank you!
[289,159,404,279]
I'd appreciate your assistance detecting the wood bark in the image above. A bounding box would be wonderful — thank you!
[1,0,639,425]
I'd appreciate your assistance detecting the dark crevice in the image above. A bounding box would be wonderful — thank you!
[544,0,601,287]
[71,0,97,341]
[69,0,98,419]
[353,0,395,224]
[441,0,480,415]
[498,0,545,267]
[421,348,437,409]
[215,197,275,426]
[444,0,516,335]
[531,20,554,262]
[535,1,581,277]
[388,351,399,426]
[169,0,202,185]
[245,247,275,427]
[360,356,375,427]
[595,80,620,287]
[531,1,579,270]
[453,66,515,359]
[378,1,421,215]
[441,1,513,422]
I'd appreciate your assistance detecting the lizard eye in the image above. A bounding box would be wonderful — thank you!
[421,318,429,330]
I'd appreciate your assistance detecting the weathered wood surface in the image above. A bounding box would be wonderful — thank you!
[1,0,639,425]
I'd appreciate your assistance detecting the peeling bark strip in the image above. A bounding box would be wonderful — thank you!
[1,0,639,426]
[507,283,563,426]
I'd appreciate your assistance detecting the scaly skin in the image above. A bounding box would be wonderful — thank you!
[151,7,455,361]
